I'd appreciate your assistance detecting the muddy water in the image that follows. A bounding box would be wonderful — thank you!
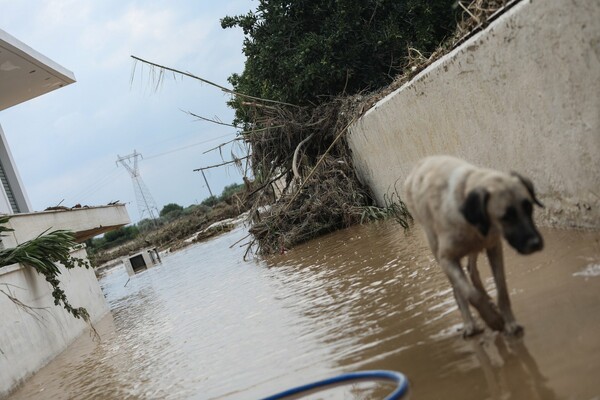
[7,222,600,400]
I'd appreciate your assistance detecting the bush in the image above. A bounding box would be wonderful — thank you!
[201,195,219,207]
[219,183,245,203]
[184,204,210,215]
[137,218,161,233]
[103,225,140,246]
[222,0,458,122]
[160,203,184,217]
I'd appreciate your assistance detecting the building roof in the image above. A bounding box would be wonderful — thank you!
[0,29,76,111]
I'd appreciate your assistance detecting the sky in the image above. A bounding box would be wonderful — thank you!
[0,0,255,223]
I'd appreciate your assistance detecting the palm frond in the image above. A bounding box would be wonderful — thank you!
[0,217,90,320]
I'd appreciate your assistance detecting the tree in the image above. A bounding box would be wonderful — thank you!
[103,225,139,245]
[222,0,458,122]
[219,183,244,203]
[201,196,219,207]
[160,203,184,217]
[137,218,160,233]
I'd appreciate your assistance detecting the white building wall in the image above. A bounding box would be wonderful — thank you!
[0,248,109,397]
[348,0,600,229]
[0,29,124,397]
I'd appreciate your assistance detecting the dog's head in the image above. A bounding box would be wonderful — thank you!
[460,172,544,254]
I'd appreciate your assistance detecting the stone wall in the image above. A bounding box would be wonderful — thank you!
[348,0,600,228]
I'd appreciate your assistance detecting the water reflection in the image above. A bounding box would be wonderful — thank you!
[8,222,600,400]
[468,336,559,400]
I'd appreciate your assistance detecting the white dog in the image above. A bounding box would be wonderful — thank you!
[403,155,544,337]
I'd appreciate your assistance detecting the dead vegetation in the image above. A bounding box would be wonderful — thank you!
[241,96,411,256]
[131,0,511,257]
[91,195,250,267]
[238,2,512,256]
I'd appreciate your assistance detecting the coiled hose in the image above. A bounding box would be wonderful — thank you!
[260,370,409,400]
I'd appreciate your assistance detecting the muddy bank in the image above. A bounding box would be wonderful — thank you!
[8,222,600,399]
[92,202,248,269]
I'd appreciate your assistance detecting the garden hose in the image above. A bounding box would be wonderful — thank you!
[260,370,409,400]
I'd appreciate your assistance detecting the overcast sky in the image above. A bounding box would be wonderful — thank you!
[0,0,254,223]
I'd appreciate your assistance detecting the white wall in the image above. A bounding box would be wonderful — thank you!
[0,248,109,397]
[4,204,130,245]
[0,205,128,395]
[348,0,600,229]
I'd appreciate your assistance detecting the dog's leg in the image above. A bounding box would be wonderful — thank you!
[452,287,483,337]
[467,253,490,299]
[424,229,439,261]
[440,258,505,332]
[486,243,523,337]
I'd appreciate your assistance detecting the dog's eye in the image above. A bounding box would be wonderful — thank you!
[522,200,533,215]
[501,206,517,221]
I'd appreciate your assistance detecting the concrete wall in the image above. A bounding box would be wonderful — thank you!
[0,206,128,396]
[0,248,109,397]
[4,204,130,244]
[348,0,600,229]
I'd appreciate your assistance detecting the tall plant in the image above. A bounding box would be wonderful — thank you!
[0,216,90,320]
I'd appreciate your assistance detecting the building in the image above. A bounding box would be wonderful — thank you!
[0,29,130,396]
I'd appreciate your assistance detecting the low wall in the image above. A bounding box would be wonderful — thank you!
[348,0,600,229]
[0,248,109,397]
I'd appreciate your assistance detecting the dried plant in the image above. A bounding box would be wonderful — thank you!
[129,0,511,256]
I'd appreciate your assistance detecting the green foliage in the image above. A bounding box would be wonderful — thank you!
[137,218,160,233]
[87,225,142,254]
[183,204,210,215]
[160,203,184,217]
[218,183,245,203]
[359,192,413,228]
[160,203,184,223]
[104,225,140,245]
[201,195,219,207]
[222,0,458,121]
[0,216,90,320]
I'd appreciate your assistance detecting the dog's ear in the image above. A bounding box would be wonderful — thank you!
[511,172,544,208]
[460,188,491,236]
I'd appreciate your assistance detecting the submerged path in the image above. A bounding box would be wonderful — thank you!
[8,222,600,399]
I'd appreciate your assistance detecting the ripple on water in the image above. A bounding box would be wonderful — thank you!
[8,222,600,400]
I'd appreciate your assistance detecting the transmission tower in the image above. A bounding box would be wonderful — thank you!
[116,150,159,223]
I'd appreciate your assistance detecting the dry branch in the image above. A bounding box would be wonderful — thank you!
[131,55,299,108]
[193,156,250,172]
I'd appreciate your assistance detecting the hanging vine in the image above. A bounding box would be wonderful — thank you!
[0,216,91,321]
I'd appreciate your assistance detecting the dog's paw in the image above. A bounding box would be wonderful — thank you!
[504,323,524,338]
[462,326,484,339]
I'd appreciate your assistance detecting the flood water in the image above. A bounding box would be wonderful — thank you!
[7,221,600,400]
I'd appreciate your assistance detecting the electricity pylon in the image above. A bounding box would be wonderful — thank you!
[116,150,159,223]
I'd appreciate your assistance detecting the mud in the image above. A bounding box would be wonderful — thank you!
[7,221,600,399]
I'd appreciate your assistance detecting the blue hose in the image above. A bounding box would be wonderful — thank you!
[260,370,409,400]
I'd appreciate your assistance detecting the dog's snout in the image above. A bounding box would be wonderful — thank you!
[526,235,543,252]
[506,230,544,255]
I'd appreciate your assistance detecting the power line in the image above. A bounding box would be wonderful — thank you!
[63,132,240,208]
[144,132,237,160]
[66,167,122,203]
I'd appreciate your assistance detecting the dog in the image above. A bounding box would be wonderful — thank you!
[403,155,544,337]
